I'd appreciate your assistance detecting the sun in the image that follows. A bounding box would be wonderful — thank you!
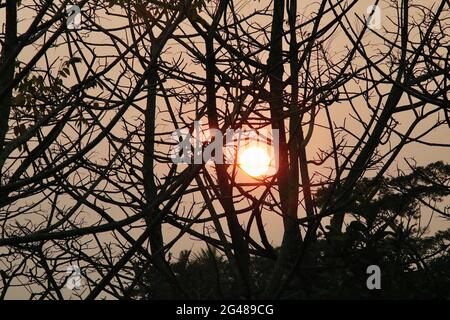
[238,146,271,177]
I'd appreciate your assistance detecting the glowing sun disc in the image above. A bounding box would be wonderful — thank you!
[239,146,271,177]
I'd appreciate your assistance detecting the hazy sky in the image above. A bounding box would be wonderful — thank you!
[2,0,449,299]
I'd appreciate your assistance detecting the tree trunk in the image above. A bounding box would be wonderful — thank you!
[0,0,17,168]
[205,32,251,298]
[265,0,302,296]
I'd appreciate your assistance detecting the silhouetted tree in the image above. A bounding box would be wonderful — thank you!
[0,0,448,299]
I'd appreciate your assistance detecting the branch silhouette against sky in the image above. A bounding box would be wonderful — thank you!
[0,0,449,300]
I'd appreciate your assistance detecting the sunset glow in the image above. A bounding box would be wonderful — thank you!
[238,146,271,177]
